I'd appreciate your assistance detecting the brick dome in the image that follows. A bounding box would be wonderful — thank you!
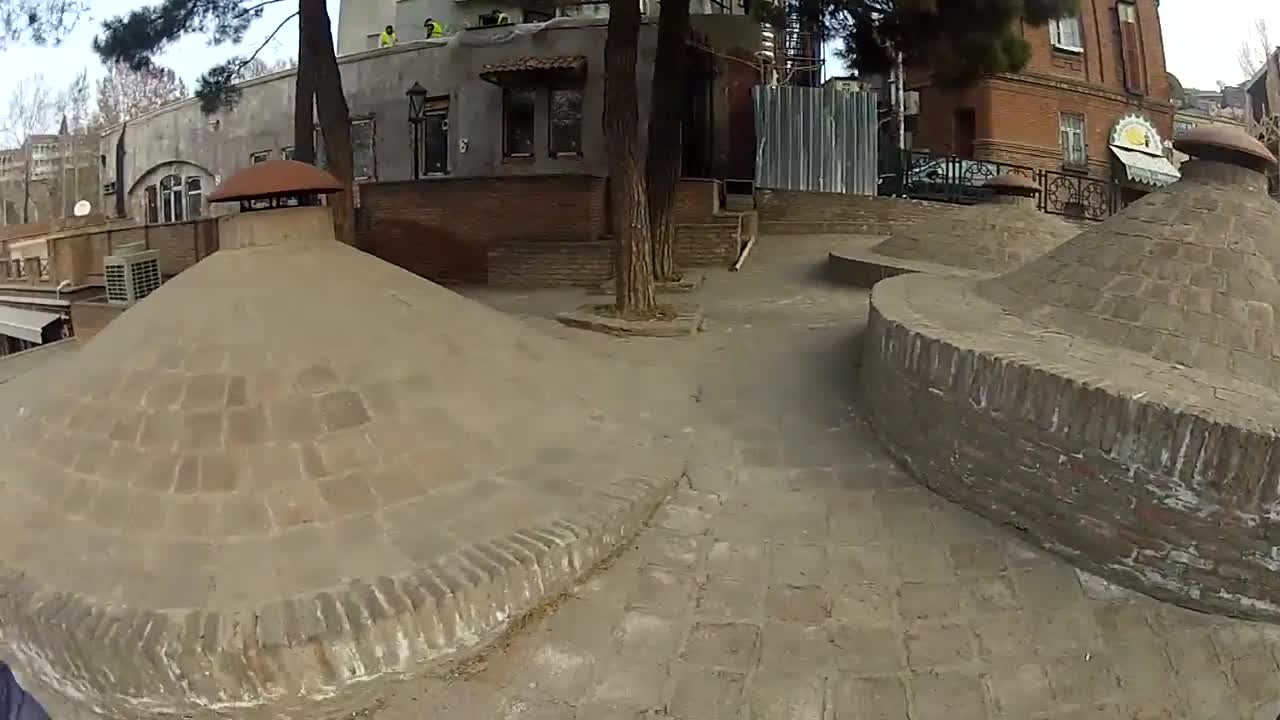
[978,126,1280,386]
[0,217,691,718]
[859,116,1280,622]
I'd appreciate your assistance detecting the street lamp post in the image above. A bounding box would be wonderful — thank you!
[406,82,428,180]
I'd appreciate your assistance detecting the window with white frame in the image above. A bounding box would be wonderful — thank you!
[1059,112,1087,168]
[1049,15,1083,52]
[159,173,184,223]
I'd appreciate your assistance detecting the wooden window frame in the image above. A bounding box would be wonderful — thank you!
[1049,15,1084,53]
[1058,111,1088,171]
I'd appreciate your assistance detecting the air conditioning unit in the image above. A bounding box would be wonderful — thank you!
[104,247,162,305]
[102,181,117,195]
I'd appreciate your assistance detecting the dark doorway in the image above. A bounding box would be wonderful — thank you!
[681,42,715,179]
[954,107,976,159]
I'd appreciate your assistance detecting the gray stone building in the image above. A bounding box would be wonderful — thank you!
[98,13,760,227]
[99,19,654,222]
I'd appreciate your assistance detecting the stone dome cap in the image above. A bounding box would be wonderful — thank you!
[978,140,1280,386]
[985,172,1040,196]
[1172,124,1277,172]
[207,159,344,203]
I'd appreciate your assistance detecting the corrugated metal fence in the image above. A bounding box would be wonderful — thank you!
[753,85,878,195]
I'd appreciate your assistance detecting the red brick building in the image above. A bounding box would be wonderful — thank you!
[906,0,1177,192]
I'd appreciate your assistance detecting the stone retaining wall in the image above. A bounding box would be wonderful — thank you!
[756,190,956,235]
[862,293,1280,622]
[488,240,614,288]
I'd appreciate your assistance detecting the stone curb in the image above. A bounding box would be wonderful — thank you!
[595,275,706,295]
[0,472,679,719]
[860,279,1280,623]
[826,249,990,288]
[556,306,704,338]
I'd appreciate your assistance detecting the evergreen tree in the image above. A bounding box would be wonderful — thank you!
[755,0,1080,88]
[0,0,85,46]
[93,0,356,244]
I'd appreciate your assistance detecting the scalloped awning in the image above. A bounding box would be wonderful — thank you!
[1110,145,1181,187]
[479,55,587,86]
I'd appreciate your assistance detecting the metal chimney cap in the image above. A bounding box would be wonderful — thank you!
[985,173,1040,196]
[1172,125,1277,171]
[208,159,344,203]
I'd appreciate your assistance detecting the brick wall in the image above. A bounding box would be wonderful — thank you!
[69,299,125,341]
[488,240,614,288]
[41,218,217,287]
[357,176,608,285]
[676,225,739,268]
[862,295,1280,622]
[674,179,721,223]
[908,0,1174,181]
[756,191,958,234]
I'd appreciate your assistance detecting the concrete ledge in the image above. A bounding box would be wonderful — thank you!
[557,305,704,337]
[0,472,678,720]
[861,274,1280,622]
[827,248,992,287]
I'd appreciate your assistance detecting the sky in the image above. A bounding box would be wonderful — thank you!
[0,0,1276,130]
[0,0,340,128]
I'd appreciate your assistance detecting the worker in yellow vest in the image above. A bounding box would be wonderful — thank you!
[423,17,445,38]
[379,25,397,47]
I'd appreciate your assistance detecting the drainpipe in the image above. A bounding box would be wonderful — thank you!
[895,50,906,153]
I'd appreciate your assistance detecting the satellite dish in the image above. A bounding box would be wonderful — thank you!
[73,200,91,217]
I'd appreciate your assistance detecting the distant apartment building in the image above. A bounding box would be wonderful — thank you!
[0,133,101,225]
[906,0,1178,199]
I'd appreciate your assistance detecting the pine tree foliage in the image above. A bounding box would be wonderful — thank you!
[0,0,85,47]
[754,0,1080,87]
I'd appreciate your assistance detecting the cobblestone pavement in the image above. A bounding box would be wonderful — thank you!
[371,236,1280,720]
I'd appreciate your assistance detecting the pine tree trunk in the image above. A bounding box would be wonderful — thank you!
[292,0,318,166]
[606,0,656,314]
[645,0,690,282]
[302,0,356,246]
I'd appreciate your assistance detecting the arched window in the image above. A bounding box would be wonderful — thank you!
[186,177,203,219]
[159,174,184,223]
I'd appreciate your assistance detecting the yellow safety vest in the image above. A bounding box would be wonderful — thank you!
[425,21,443,38]
[379,30,396,47]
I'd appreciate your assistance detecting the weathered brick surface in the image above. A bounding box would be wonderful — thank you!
[488,241,614,288]
[357,176,608,285]
[862,273,1280,622]
[69,299,126,341]
[979,159,1280,387]
[676,224,740,268]
[756,191,960,235]
[873,196,1077,272]
[0,210,695,719]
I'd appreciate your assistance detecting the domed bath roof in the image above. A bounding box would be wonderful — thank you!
[0,205,692,719]
[827,173,1079,287]
[978,125,1280,385]
[860,123,1280,622]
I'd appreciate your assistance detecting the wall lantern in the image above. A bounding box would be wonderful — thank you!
[406,82,428,122]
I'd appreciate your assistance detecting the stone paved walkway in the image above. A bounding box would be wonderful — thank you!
[370,236,1280,720]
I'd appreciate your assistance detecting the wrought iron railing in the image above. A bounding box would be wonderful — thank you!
[879,150,1125,221]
